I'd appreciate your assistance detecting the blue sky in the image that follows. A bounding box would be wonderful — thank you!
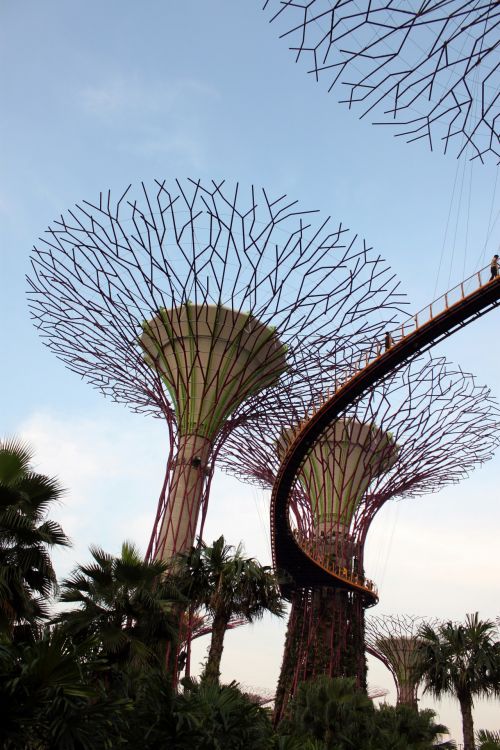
[1,1,499,740]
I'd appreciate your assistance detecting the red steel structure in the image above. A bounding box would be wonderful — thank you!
[263,1,499,162]
[221,354,500,718]
[365,614,436,709]
[27,178,403,565]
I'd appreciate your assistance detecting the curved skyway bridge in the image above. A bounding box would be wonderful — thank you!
[272,267,500,604]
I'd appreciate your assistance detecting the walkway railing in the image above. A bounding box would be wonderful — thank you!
[395,264,493,342]
[294,531,378,601]
[333,264,497,386]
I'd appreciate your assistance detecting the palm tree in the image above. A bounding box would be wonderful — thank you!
[172,679,274,749]
[0,626,129,749]
[374,704,456,749]
[125,674,274,749]
[477,729,500,750]
[281,676,375,749]
[417,613,500,750]
[55,541,183,671]
[176,536,285,683]
[0,438,69,636]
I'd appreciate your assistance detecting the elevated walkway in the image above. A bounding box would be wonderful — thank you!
[272,268,500,603]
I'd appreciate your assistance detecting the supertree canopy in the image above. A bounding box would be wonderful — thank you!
[263,1,500,162]
[365,614,435,708]
[276,419,399,538]
[220,354,500,718]
[27,178,403,563]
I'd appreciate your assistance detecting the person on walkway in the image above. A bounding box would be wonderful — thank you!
[384,331,394,351]
[490,254,499,280]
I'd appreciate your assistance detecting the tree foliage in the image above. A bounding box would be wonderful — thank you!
[174,535,285,682]
[55,541,183,672]
[280,675,374,749]
[0,628,129,749]
[0,438,70,635]
[477,729,500,750]
[280,676,456,750]
[417,614,500,750]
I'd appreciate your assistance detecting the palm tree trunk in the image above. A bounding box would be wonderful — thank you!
[203,611,229,683]
[458,693,475,750]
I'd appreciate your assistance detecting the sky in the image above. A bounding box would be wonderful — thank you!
[1,1,499,742]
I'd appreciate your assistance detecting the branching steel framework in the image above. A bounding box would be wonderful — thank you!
[220,353,500,718]
[27,178,404,566]
[365,614,436,708]
[263,1,500,162]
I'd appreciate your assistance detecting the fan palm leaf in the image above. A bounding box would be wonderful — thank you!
[56,541,184,673]
[0,439,69,636]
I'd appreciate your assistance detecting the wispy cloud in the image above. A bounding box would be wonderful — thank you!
[17,409,167,578]
[77,74,217,168]
[14,408,268,574]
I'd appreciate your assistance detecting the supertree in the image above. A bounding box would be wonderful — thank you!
[27,178,403,566]
[365,614,436,708]
[263,1,500,162]
[220,354,500,719]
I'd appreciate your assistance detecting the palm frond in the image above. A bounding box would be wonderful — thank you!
[0,439,34,485]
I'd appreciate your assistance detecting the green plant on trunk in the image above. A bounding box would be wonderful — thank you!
[175,535,285,682]
[416,613,500,750]
[0,438,70,638]
[55,541,183,673]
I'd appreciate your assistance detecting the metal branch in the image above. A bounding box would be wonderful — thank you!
[264,0,500,162]
[27,178,405,561]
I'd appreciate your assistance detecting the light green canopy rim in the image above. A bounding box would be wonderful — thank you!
[140,303,288,439]
[278,418,398,530]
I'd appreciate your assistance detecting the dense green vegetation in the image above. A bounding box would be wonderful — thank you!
[477,729,500,750]
[279,676,457,750]
[1,438,499,748]
[0,438,69,635]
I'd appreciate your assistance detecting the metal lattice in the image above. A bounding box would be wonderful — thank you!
[365,614,437,707]
[27,178,404,561]
[220,352,500,716]
[264,1,500,162]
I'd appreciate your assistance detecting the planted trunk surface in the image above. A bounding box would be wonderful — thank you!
[203,610,230,683]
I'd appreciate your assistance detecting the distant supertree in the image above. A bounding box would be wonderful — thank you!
[220,354,500,718]
[365,614,436,708]
[27,178,403,564]
[263,1,500,162]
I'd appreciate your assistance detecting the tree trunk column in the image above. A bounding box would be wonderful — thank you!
[203,611,229,682]
[155,434,212,561]
[459,694,475,750]
[397,681,417,709]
